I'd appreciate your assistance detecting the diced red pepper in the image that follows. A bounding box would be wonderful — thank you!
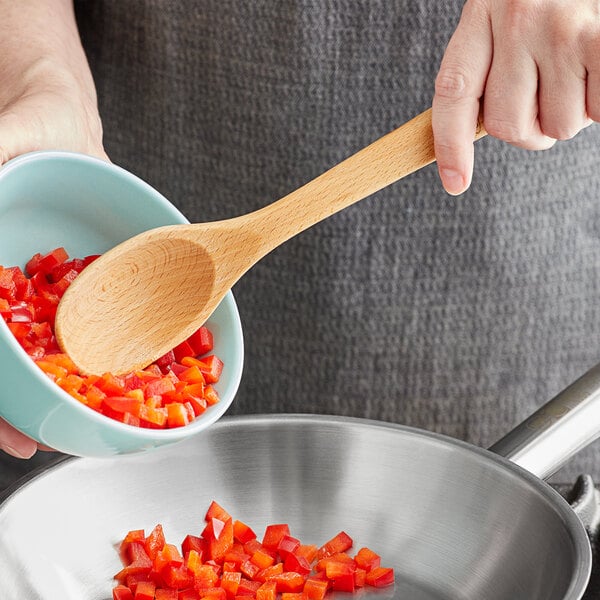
[209,518,234,561]
[295,544,318,564]
[193,564,220,589]
[277,535,300,560]
[240,558,261,580]
[173,339,196,363]
[365,566,395,587]
[233,520,257,545]
[0,297,10,318]
[324,559,356,580]
[250,547,275,570]
[133,580,155,600]
[221,570,241,598]
[182,534,207,558]
[119,530,146,557]
[281,594,304,600]
[176,589,199,600]
[166,402,190,428]
[236,578,261,596]
[270,571,307,593]
[261,524,290,551]
[125,573,153,594]
[354,546,380,571]
[202,588,227,600]
[283,552,312,575]
[303,577,329,600]
[254,562,284,583]
[331,572,355,593]
[197,355,224,384]
[8,300,33,322]
[354,567,366,587]
[161,563,194,589]
[179,365,206,384]
[256,581,277,600]
[317,531,353,559]
[115,542,153,582]
[113,584,134,600]
[204,385,220,406]
[25,253,43,277]
[187,326,214,355]
[145,524,166,560]
[112,501,394,599]
[155,589,178,600]
[103,396,143,415]
[37,247,69,274]
[242,538,263,556]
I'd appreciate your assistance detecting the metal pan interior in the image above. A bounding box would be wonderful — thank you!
[0,415,591,600]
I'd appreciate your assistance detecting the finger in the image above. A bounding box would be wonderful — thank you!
[432,0,493,195]
[537,50,588,140]
[587,68,600,122]
[585,35,600,122]
[483,49,555,150]
[0,418,37,459]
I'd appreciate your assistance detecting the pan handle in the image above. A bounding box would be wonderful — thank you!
[489,362,600,480]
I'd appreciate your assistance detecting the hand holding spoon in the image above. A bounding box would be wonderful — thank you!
[55,108,486,375]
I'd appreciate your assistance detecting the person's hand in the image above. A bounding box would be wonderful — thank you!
[0,0,107,166]
[0,1,106,458]
[432,0,598,195]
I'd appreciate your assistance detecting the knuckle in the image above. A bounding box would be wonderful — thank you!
[483,116,527,145]
[435,65,470,100]
[433,139,460,158]
[540,120,580,141]
[502,0,538,37]
[544,3,589,56]
[587,103,600,123]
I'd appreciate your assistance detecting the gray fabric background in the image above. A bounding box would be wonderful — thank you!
[3,0,600,489]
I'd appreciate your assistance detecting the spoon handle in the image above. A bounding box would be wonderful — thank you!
[244,107,486,255]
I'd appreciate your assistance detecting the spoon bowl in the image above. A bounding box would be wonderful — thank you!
[0,151,244,456]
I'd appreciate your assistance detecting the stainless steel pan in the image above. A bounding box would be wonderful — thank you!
[2,362,600,599]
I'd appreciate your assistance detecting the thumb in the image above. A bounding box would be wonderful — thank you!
[432,0,492,195]
[0,418,38,459]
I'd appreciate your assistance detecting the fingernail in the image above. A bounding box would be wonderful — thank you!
[1,444,36,459]
[440,168,466,196]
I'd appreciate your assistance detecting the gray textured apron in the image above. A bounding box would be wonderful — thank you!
[7,0,600,485]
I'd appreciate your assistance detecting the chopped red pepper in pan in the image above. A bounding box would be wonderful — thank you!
[113,501,394,599]
[0,248,224,429]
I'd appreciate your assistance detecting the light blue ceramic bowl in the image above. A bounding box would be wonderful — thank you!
[0,151,244,457]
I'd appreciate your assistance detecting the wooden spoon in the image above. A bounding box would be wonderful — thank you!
[55,108,486,375]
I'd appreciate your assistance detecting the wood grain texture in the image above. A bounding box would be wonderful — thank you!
[56,108,487,375]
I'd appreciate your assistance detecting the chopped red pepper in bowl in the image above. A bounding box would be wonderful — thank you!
[113,501,395,599]
[1,248,226,430]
